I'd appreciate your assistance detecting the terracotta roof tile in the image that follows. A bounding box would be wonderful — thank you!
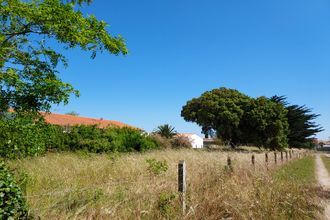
[42,112,132,129]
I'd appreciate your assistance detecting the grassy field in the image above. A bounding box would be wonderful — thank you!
[7,149,320,219]
[275,155,316,185]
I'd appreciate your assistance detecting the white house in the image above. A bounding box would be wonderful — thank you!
[178,133,204,149]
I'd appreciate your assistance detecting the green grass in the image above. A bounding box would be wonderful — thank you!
[274,155,316,185]
[321,155,330,173]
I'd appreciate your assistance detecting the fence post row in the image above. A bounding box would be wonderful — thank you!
[281,151,284,163]
[274,152,277,164]
[178,160,186,215]
[285,151,288,161]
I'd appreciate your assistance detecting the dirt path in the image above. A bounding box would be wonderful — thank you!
[315,154,330,219]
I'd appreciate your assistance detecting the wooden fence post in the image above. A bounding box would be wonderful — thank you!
[285,151,288,161]
[289,150,292,159]
[227,156,233,172]
[252,154,255,168]
[274,152,277,165]
[178,160,186,215]
[281,152,284,163]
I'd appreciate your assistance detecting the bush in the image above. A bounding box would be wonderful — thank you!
[0,162,28,219]
[0,113,48,159]
[105,127,159,152]
[171,136,192,148]
[146,158,168,175]
[0,113,160,159]
[55,125,160,153]
[148,134,172,149]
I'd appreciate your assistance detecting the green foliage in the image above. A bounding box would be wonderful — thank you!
[105,127,159,152]
[0,113,160,158]
[181,87,289,149]
[66,111,79,116]
[55,125,160,153]
[242,96,289,150]
[146,158,168,175]
[0,162,28,219]
[158,192,177,217]
[0,0,127,113]
[181,88,251,146]
[271,96,323,148]
[0,113,49,159]
[153,124,177,139]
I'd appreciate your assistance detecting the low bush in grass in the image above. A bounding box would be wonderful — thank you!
[0,162,28,219]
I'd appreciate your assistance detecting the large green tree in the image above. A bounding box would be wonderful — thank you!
[242,96,289,150]
[271,96,323,148]
[0,0,127,113]
[181,87,252,146]
[181,88,290,149]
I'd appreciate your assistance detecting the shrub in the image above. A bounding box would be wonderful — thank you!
[65,125,103,151]
[104,127,159,152]
[0,162,28,219]
[78,138,110,153]
[146,158,168,175]
[44,124,68,151]
[149,134,172,149]
[0,113,48,159]
[0,113,160,159]
[171,136,192,148]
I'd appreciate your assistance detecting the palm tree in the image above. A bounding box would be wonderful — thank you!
[154,124,177,139]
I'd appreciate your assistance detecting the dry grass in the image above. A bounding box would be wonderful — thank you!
[7,149,320,219]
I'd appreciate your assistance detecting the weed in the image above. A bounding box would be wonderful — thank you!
[146,158,168,175]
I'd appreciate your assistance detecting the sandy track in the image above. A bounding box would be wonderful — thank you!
[316,154,330,219]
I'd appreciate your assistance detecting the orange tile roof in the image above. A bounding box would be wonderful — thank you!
[42,112,132,129]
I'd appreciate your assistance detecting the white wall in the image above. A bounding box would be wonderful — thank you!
[188,134,203,149]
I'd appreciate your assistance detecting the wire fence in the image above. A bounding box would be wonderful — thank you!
[22,149,310,201]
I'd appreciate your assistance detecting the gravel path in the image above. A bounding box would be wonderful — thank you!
[316,154,330,219]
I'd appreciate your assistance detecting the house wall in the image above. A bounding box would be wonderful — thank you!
[189,135,204,148]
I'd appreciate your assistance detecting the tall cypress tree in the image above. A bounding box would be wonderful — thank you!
[271,96,323,148]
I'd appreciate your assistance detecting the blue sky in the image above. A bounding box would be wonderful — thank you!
[54,0,330,140]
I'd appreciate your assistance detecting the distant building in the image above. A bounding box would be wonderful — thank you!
[177,133,204,149]
[42,112,133,129]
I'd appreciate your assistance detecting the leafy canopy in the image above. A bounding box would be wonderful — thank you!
[0,0,127,113]
[242,96,289,149]
[181,87,290,149]
[181,87,251,146]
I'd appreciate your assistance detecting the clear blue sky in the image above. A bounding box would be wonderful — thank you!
[54,0,330,140]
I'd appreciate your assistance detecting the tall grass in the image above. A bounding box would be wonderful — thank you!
[7,149,320,219]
